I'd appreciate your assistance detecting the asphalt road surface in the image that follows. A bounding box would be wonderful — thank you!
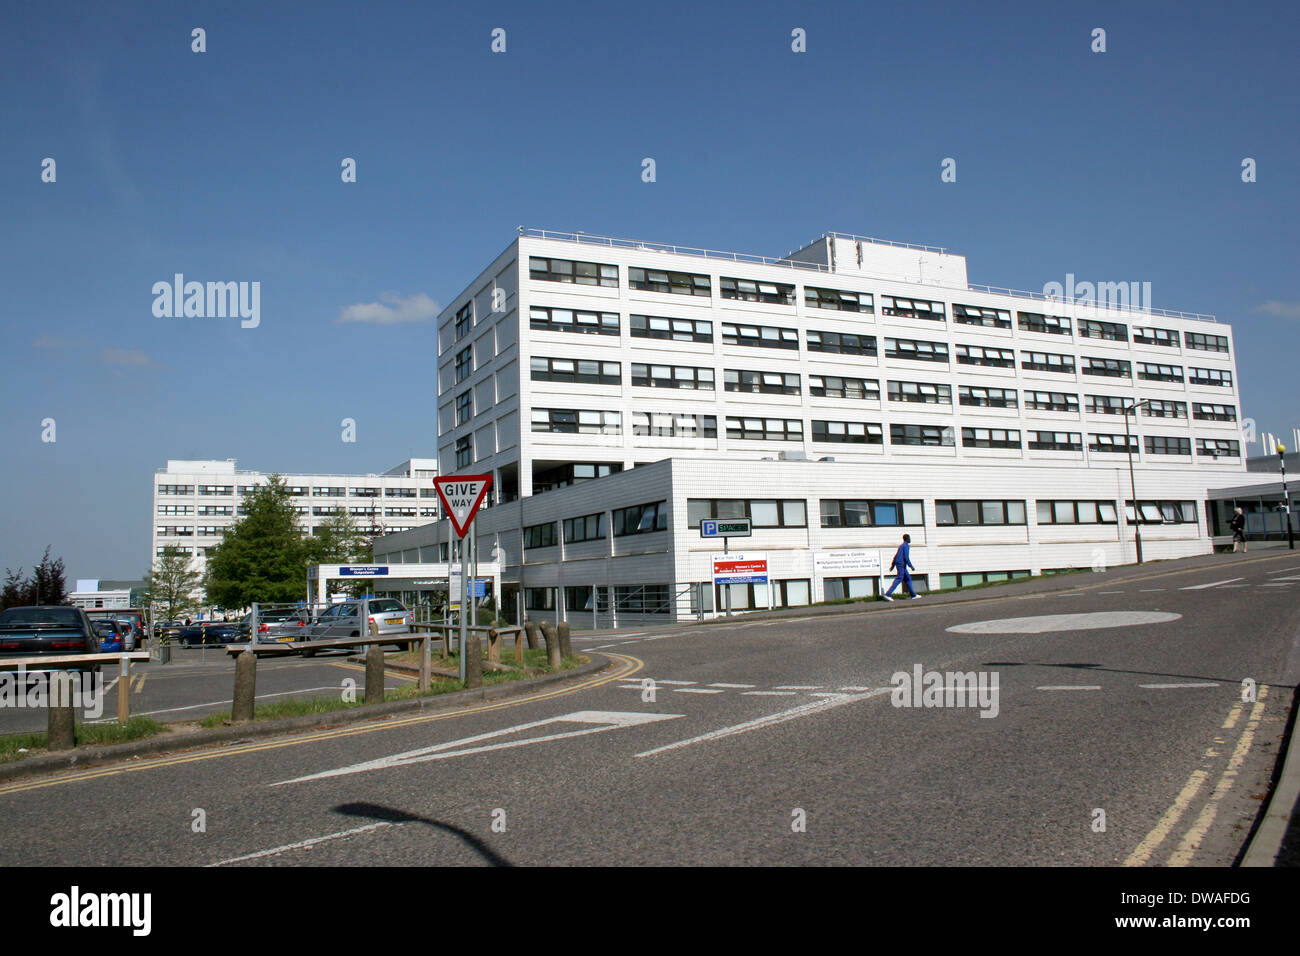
[1,552,1297,866]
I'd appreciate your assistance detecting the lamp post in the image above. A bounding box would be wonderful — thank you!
[1124,399,1151,564]
[1280,443,1295,550]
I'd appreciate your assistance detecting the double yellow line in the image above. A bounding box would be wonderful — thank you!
[0,654,641,797]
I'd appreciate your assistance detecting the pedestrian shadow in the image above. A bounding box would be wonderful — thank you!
[335,801,514,867]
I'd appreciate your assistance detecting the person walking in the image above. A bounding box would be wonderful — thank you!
[882,534,920,601]
[1230,507,1247,553]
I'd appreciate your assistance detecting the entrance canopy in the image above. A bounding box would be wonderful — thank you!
[307,563,502,605]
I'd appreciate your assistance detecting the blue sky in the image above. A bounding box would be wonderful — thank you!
[2,0,1297,580]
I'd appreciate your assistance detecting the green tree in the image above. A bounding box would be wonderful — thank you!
[143,545,202,623]
[30,547,68,605]
[0,567,26,611]
[203,475,312,607]
[305,510,372,597]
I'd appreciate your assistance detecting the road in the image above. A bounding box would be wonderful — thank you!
[1,552,1297,866]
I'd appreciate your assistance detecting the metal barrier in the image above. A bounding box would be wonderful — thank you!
[0,652,151,740]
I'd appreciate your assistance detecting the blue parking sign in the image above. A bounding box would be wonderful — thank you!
[703,521,717,536]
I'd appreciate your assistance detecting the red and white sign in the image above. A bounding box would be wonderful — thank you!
[711,551,768,585]
[434,474,493,538]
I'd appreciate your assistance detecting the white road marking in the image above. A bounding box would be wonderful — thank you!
[1138,588,1166,592]
[707,683,756,688]
[774,685,823,690]
[838,686,873,692]
[656,680,697,685]
[1036,685,1103,691]
[1258,582,1296,587]
[273,710,685,785]
[636,688,891,758]
[673,687,725,694]
[810,692,849,698]
[948,611,1181,634]
[1266,566,1300,575]
[741,690,797,696]
[1098,591,1125,595]
[208,822,399,866]
[1140,683,1220,689]
[1179,578,1242,591]
[1266,575,1300,582]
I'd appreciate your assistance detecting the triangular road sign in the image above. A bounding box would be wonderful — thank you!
[434,474,493,538]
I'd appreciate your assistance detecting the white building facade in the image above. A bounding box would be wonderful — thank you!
[376,228,1248,624]
[152,457,438,575]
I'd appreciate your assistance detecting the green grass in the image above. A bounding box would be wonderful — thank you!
[0,716,166,760]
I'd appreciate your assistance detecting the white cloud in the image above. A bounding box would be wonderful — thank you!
[1251,300,1300,320]
[335,291,441,325]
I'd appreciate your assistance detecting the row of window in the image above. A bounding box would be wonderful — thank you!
[525,500,668,548]
[158,484,425,497]
[524,257,1229,353]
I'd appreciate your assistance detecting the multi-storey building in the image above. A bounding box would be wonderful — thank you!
[374,228,1249,624]
[152,457,438,575]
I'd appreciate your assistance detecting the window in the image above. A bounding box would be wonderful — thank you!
[1138,363,1183,383]
[959,386,1017,408]
[1192,403,1237,422]
[725,417,804,441]
[629,314,712,342]
[195,526,224,537]
[890,423,954,446]
[806,287,873,313]
[631,363,714,390]
[1036,500,1119,525]
[1079,319,1128,341]
[885,338,948,363]
[720,276,795,305]
[1017,312,1071,335]
[1196,438,1240,459]
[533,462,623,492]
[1142,399,1187,419]
[312,486,346,497]
[530,409,622,434]
[962,427,1021,449]
[1184,332,1229,353]
[725,369,801,395]
[529,307,620,335]
[419,489,439,498]
[614,585,671,614]
[531,357,621,385]
[940,570,1030,589]
[384,507,417,517]
[1145,435,1191,456]
[806,330,877,355]
[237,485,260,495]
[1082,357,1131,378]
[956,344,1015,368]
[612,501,668,536]
[1133,326,1178,347]
[1188,367,1232,387]
[1021,351,1075,373]
[811,421,883,444]
[384,488,416,498]
[1124,501,1198,524]
[714,579,811,610]
[454,346,473,383]
[350,487,380,497]
[197,485,233,496]
[283,486,310,497]
[157,505,194,515]
[523,522,558,549]
[524,587,555,610]
[628,266,710,296]
[690,499,808,528]
[563,512,606,544]
[455,436,473,468]
[312,506,342,516]
[565,586,610,613]
[157,484,193,496]
[1089,433,1138,453]
[721,322,799,349]
[881,296,945,320]
[1086,394,1129,415]
[456,390,473,425]
[952,304,1011,328]
[809,375,879,400]
[454,302,472,339]
[530,256,618,287]
[819,499,923,528]
[197,505,233,516]
[1027,431,1082,450]
[888,380,951,404]
[633,412,718,438]
[1023,390,1079,412]
[155,526,194,537]
[935,500,1027,525]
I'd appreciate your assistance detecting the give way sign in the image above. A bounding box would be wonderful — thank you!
[434,474,493,538]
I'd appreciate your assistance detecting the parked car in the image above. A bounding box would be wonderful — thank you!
[0,606,103,672]
[85,609,146,650]
[93,619,125,652]
[298,599,413,656]
[237,607,309,644]
[177,622,242,646]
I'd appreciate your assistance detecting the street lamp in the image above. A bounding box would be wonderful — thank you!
[1123,399,1151,564]
[1280,443,1295,551]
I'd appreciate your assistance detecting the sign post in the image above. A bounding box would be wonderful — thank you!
[435,475,493,683]
[701,518,752,616]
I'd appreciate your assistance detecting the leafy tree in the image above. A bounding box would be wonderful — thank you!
[306,510,372,597]
[203,475,313,607]
[0,567,26,611]
[143,545,202,623]
[30,547,68,605]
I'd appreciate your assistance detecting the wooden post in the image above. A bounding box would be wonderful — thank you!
[419,629,431,691]
[557,622,572,659]
[117,654,130,724]
[464,629,482,689]
[48,672,76,750]
[365,643,385,705]
[487,628,500,663]
[513,629,525,666]
[524,621,540,650]
[541,622,561,669]
[232,650,256,722]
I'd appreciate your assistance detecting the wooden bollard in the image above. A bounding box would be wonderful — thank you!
[464,630,482,689]
[524,621,540,650]
[487,628,500,663]
[557,621,572,659]
[47,672,76,751]
[365,643,385,704]
[540,621,561,669]
[232,649,256,722]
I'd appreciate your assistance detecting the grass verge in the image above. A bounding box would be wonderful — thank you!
[1,716,166,761]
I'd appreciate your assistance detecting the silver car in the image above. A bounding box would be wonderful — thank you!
[299,598,412,652]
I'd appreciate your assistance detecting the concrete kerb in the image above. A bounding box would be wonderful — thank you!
[0,652,610,784]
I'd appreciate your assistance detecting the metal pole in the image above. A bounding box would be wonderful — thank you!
[1281,447,1295,550]
[1125,401,1145,565]
[458,531,468,684]
[724,537,732,617]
